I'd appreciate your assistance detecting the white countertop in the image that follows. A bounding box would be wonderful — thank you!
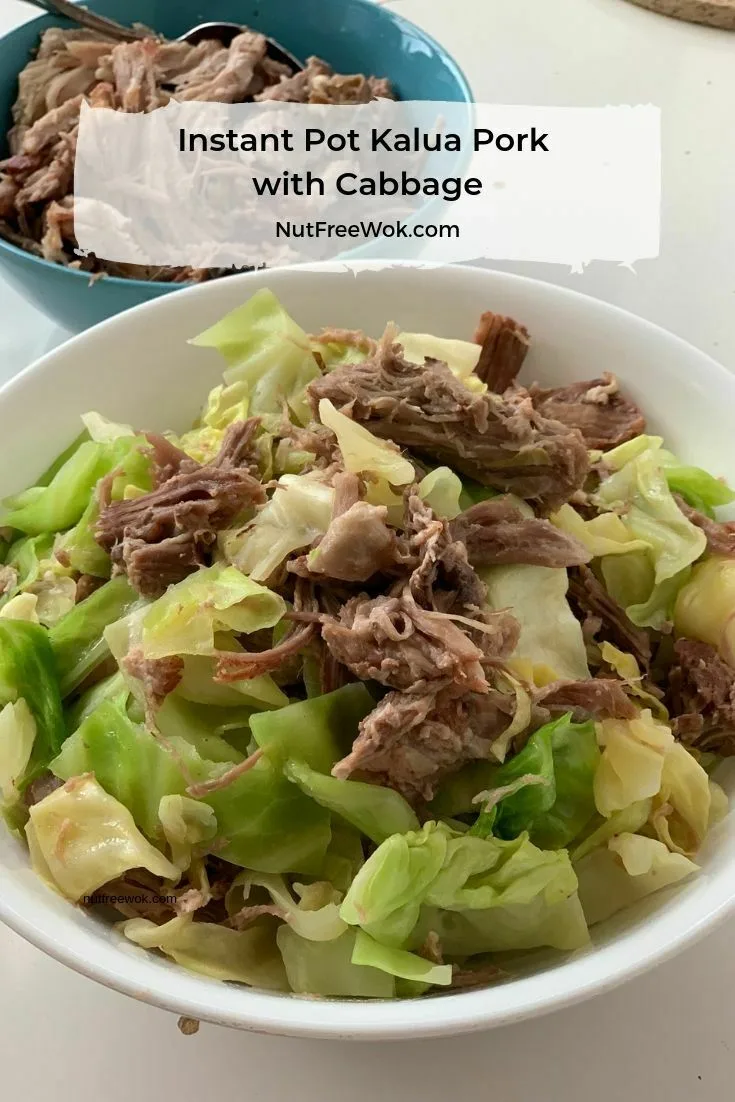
[1,0,734,1094]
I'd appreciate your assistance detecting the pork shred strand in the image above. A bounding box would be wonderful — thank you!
[473,310,530,392]
[528,373,646,451]
[449,497,591,570]
[95,419,265,597]
[568,564,652,670]
[308,328,589,513]
[333,688,517,802]
[674,495,735,557]
[1,29,394,276]
[668,638,735,752]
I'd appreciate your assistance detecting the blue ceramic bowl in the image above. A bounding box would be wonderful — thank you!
[0,0,472,332]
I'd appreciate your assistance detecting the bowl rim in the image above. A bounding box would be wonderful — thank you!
[0,0,474,292]
[1,259,735,1039]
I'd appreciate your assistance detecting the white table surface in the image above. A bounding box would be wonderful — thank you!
[1,0,734,1094]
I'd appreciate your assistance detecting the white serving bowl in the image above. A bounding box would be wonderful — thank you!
[1,262,733,1039]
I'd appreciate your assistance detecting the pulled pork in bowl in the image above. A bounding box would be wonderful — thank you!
[0,262,732,1039]
[0,0,471,330]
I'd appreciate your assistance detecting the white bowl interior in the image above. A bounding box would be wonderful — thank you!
[1,262,734,1039]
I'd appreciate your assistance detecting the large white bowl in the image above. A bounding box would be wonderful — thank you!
[1,262,733,1039]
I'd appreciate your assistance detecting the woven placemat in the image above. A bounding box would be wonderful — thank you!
[621,0,735,27]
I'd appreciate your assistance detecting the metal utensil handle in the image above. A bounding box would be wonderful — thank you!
[22,0,144,41]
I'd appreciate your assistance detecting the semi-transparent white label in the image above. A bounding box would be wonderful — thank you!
[74,100,660,269]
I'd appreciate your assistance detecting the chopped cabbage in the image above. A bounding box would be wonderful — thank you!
[0,619,64,789]
[51,701,195,838]
[122,914,287,989]
[340,821,585,955]
[488,714,599,849]
[318,398,415,486]
[189,288,320,426]
[154,696,248,764]
[51,700,329,876]
[570,800,652,863]
[550,504,649,558]
[176,653,287,710]
[594,710,674,817]
[51,575,140,695]
[277,927,394,997]
[601,552,690,631]
[674,556,735,664]
[140,563,286,659]
[596,442,706,584]
[0,532,77,624]
[28,774,178,900]
[576,833,698,926]
[81,411,135,443]
[159,795,217,871]
[653,742,711,856]
[481,564,589,682]
[223,473,334,583]
[227,871,346,941]
[2,441,114,535]
[656,447,735,517]
[398,331,487,394]
[599,642,668,718]
[0,593,39,623]
[418,466,463,519]
[412,891,589,955]
[285,760,419,843]
[0,699,36,806]
[250,683,375,773]
[352,929,451,986]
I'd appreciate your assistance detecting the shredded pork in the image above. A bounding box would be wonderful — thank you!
[308,329,590,513]
[0,29,394,281]
[96,420,265,597]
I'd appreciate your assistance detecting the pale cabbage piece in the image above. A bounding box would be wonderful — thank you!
[418,467,463,520]
[596,445,706,584]
[121,914,288,990]
[486,673,533,763]
[576,833,698,926]
[551,504,650,558]
[224,473,334,583]
[352,929,452,986]
[398,332,487,394]
[226,871,347,942]
[189,288,320,426]
[159,795,217,872]
[177,653,288,710]
[178,381,250,464]
[340,822,586,957]
[594,710,674,817]
[604,434,664,470]
[709,780,729,827]
[0,593,39,623]
[652,743,711,856]
[30,571,77,627]
[674,557,735,665]
[0,699,36,805]
[277,927,395,997]
[27,774,179,900]
[413,891,590,955]
[570,800,652,863]
[140,563,286,659]
[601,552,690,631]
[481,564,590,683]
[318,398,415,486]
[81,411,135,443]
[599,642,668,719]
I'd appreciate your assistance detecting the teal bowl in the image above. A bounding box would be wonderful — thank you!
[0,0,472,332]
